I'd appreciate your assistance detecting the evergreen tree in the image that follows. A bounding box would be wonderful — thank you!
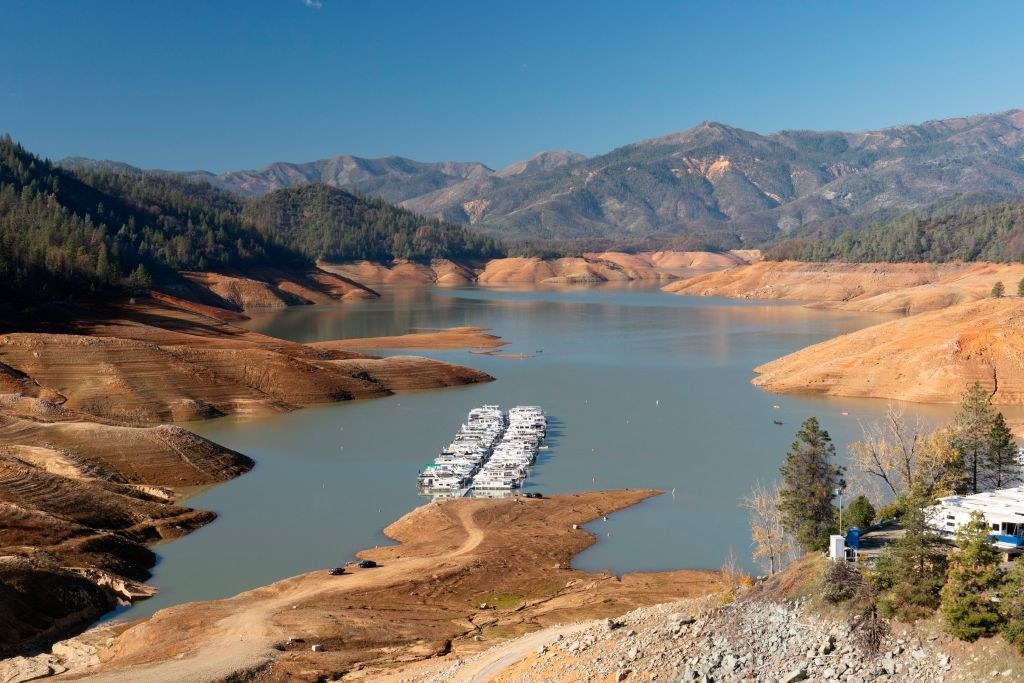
[1018,277,1024,297]
[127,264,152,292]
[870,497,949,621]
[843,495,876,530]
[991,281,1005,298]
[986,412,1020,489]
[1001,559,1024,654]
[777,417,846,552]
[952,382,998,493]
[940,511,1004,640]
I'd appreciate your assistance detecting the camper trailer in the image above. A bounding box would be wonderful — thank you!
[927,486,1024,551]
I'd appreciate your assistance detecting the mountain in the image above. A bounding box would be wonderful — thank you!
[58,110,1024,247]
[186,155,494,204]
[407,111,1024,244]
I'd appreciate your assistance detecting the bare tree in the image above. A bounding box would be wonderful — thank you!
[741,480,791,576]
[849,404,960,500]
[718,547,747,603]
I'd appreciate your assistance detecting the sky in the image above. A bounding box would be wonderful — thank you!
[3,1,1023,173]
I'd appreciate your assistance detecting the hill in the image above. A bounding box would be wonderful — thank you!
[242,183,504,264]
[768,197,1024,263]
[69,110,1024,248]
[2,138,503,309]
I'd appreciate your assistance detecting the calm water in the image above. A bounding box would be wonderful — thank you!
[110,285,966,621]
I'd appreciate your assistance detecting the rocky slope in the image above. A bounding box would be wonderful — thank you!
[424,596,954,683]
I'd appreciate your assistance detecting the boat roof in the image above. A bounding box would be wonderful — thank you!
[933,486,1024,520]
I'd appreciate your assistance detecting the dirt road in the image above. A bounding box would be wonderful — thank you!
[62,491,720,682]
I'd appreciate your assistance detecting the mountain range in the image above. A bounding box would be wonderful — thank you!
[61,110,1024,246]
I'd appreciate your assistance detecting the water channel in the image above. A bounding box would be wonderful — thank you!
[114,285,968,621]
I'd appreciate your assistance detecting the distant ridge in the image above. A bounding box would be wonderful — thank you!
[60,110,1024,245]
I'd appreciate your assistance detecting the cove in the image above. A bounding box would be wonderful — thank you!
[114,285,965,621]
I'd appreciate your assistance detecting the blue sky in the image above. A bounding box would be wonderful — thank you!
[3,1,1022,172]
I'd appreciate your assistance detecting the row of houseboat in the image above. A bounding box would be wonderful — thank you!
[416,405,547,497]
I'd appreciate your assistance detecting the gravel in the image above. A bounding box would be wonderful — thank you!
[426,594,959,682]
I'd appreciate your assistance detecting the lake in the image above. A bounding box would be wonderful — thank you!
[110,285,964,621]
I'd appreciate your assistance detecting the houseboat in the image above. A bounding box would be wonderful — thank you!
[926,486,1024,551]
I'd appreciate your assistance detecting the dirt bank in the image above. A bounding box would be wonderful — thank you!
[310,326,508,351]
[51,490,719,682]
[664,260,1024,314]
[178,267,379,311]
[664,260,1024,410]
[0,290,495,657]
[752,297,1024,406]
[317,251,754,287]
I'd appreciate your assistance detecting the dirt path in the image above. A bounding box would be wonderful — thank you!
[453,623,591,683]
[58,491,719,682]
[73,504,491,682]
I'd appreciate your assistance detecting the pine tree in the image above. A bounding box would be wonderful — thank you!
[870,497,948,621]
[843,495,876,530]
[1000,559,1024,654]
[1018,277,1024,297]
[777,417,846,552]
[952,382,997,493]
[991,281,1005,298]
[940,511,1004,640]
[985,413,1020,489]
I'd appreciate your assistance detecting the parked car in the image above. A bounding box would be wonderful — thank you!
[328,567,345,575]
[357,559,377,568]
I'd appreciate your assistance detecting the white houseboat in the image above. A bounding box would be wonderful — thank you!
[926,486,1024,551]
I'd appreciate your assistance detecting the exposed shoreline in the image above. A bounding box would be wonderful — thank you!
[19,490,721,681]
[5,253,1024,675]
[0,291,498,659]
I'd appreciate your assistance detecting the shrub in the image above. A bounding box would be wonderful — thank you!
[822,559,862,603]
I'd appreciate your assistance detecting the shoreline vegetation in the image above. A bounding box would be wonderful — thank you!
[3,252,1024,677]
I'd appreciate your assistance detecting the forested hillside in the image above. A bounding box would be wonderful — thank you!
[767,198,1024,263]
[0,136,309,305]
[0,137,504,307]
[242,184,504,264]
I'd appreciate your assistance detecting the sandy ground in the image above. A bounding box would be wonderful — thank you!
[309,326,508,351]
[57,490,719,682]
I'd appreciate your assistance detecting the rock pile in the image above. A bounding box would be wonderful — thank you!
[429,595,962,682]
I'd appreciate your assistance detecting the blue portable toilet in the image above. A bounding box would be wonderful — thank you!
[846,526,860,550]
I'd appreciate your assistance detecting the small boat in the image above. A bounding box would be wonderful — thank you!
[773,419,784,425]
